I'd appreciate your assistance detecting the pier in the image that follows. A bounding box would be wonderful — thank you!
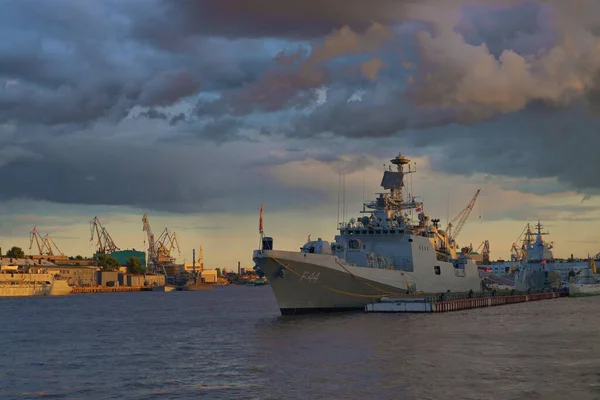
[72,286,152,294]
[365,291,566,313]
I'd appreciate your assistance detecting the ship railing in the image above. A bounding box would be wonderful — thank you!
[421,287,565,303]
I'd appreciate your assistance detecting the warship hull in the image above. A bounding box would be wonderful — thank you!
[253,152,485,315]
[254,249,482,315]
[569,283,600,297]
[152,284,176,292]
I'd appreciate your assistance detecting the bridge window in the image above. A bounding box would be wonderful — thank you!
[434,266,441,275]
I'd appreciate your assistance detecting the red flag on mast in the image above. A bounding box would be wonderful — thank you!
[259,204,264,233]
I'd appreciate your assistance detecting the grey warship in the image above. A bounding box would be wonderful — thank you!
[253,152,482,315]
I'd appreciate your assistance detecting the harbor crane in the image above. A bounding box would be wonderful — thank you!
[42,233,64,256]
[447,189,481,244]
[462,240,490,264]
[142,213,158,271]
[509,223,541,262]
[156,228,182,263]
[142,213,182,273]
[481,240,490,264]
[29,226,64,257]
[473,240,491,264]
[510,223,530,261]
[29,226,45,255]
[90,216,119,254]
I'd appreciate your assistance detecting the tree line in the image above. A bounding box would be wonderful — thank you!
[96,254,146,275]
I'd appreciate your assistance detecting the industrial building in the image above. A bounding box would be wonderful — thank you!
[96,271,166,287]
[36,265,98,286]
[5,214,186,290]
[183,262,203,273]
[201,269,218,283]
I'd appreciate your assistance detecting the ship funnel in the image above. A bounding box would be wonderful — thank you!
[262,237,273,250]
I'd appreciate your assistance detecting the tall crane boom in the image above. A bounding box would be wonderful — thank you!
[447,189,481,243]
[510,223,530,261]
[41,233,64,256]
[155,228,181,263]
[29,226,44,255]
[481,240,490,264]
[30,226,64,257]
[142,213,158,267]
[90,216,119,254]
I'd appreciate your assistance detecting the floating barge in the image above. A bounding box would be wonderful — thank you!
[72,286,152,294]
[365,292,566,313]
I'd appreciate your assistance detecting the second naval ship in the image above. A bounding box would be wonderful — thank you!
[488,222,592,291]
[253,152,483,315]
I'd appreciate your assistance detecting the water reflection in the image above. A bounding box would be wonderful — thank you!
[1,288,599,399]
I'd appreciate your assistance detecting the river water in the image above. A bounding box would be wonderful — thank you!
[1,286,599,400]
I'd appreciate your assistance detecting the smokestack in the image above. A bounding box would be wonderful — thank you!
[238,261,240,275]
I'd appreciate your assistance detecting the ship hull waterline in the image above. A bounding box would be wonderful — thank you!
[254,250,482,315]
[569,283,600,297]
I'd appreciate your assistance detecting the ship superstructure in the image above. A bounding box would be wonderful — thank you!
[490,221,590,290]
[0,264,72,297]
[253,152,483,315]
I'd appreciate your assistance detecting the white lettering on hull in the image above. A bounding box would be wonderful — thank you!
[300,271,320,283]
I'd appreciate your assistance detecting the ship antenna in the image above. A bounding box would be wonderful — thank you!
[362,170,365,208]
[337,171,341,229]
[343,171,347,225]
[446,192,450,229]
[410,163,414,223]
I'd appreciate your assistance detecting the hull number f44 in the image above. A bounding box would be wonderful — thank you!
[300,271,320,283]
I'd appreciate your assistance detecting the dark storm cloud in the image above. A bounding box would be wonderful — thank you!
[183,0,600,128]
[4,0,600,214]
[0,136,326,214]
[191,22,394,118]
[423,104,600,195]
[0,0,274,126]
[133,0,404,43]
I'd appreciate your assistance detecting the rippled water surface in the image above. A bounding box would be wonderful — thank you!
[2,287,600,399]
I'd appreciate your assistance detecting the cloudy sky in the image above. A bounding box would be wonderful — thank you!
[2,0,600,268]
